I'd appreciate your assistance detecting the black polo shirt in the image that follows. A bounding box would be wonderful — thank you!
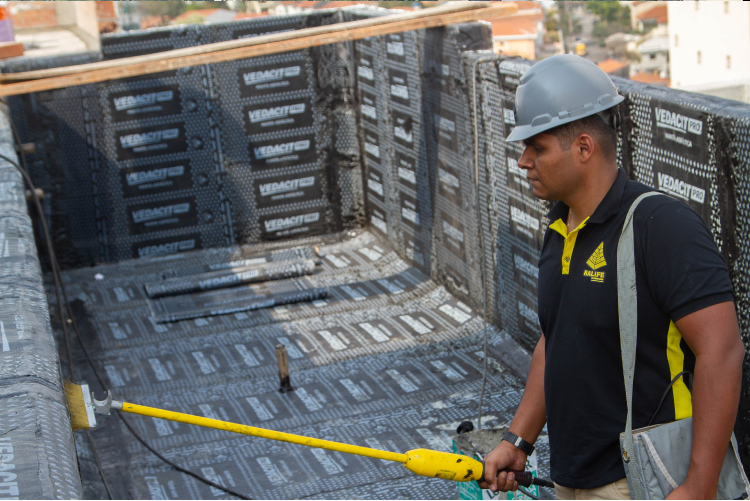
[539,168,734,488]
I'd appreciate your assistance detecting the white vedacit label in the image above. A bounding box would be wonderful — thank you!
[257,457,286,486]
[192,351,216,375]
[120,129,179,149]
[655,107,703,135]
[359,322,389,343]
[514,254,539,278]
[248,103,305,123]
[386,369,418,392]
[126,165,184,186]
[361,104,377,120]
[114,91,174,111]
[244,66,301,86]
[442,220,464,242]
[387,41,404,56]
[324,254,348,268]
[148,358,171,381]
[371,215,387,233]
[264,212,319,233]
[254,140,311,159]
[390,84,409,100]
[439,304,472,324]
[394,126,413,143]
[507,157,525,177]
[259,176,315,197]
[246,397,273,421]
[342,285,367,301]
[518,301,540,324]
[438,168,460,189]
[235,344,260,366]
[398,167,416,184]
[510,207,540,231]
[132,203,190,224]
[296,387,322,412]
[657,172,705,204]
[339,378,369,401]
[401,207,420,225]
[358,66,374,80]
[364,142,380,158]
[311,448,343,474]
[431,360,464,381]
[318,330,347,351]
[399,315,431,335]
[367,178,383,196]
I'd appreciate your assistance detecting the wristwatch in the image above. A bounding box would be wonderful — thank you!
[502,431,535,456]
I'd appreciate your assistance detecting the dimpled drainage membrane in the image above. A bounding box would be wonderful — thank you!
[51,229,543,500]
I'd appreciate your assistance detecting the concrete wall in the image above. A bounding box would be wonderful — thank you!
[669,1,750,89]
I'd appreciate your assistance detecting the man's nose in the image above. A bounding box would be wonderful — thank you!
[517,147,533,170]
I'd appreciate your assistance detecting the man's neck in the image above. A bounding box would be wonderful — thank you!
[565,166,619,231]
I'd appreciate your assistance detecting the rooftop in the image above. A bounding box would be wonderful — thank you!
[631,71,670,86]
[638,35,669,54]
[637,4,667,24]
[490,15,540,38]
[597,58,629,74]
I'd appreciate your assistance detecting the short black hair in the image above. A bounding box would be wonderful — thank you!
[547,113,617,161]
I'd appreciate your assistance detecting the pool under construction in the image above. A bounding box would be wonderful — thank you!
[1,4,750,500]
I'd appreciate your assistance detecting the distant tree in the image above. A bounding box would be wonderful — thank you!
[586,2,630,27]
[184,1,231,11]
[138,1,189,19]
[378,1,419,9]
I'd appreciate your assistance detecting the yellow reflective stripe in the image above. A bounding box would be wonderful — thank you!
[666,320,693,420]
[549,217,589,275]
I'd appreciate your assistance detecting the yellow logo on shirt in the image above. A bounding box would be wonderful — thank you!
[584,242,606,282]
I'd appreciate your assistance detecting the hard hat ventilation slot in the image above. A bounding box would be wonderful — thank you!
[531,114,551,127]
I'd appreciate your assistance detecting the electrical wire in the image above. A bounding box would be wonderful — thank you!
[0,149,251,500]
[85,429,115,500]
[471,54,503,430]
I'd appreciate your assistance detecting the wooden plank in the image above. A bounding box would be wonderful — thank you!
[0,4,516,96]
[0,2,499,83]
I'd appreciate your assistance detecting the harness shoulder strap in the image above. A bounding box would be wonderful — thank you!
[617,191,664,500]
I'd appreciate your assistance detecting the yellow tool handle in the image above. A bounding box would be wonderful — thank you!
[120,402,407,463]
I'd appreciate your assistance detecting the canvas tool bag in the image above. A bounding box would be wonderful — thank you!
[617,192,750,500]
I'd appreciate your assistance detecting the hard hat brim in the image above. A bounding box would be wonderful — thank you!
[506,94,624,143]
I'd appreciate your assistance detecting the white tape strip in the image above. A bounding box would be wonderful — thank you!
[641,433,679,490]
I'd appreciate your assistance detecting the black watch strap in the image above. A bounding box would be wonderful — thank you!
[502,431,535,456]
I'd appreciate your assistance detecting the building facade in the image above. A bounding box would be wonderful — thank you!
[669,1,750,90]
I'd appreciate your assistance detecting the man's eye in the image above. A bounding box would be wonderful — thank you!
[534,147,543,153]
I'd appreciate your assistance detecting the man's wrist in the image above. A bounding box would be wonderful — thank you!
[502,430,535,456]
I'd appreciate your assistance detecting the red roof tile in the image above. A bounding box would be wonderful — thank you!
[597,58,629,74]
[630,71,670,86]
[637,5,667,23]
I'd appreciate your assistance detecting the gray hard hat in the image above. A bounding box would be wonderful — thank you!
[506,54,624,142]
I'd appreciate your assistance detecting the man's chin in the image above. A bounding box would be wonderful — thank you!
[530,185,553,201]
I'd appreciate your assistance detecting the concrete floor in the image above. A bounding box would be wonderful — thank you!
[50,229,551,499]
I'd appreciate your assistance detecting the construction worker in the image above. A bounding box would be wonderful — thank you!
[479,54,745,499]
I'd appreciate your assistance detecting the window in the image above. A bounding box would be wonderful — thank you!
[650,54,656,60]
[674,35,678,47]
[727,55,732,70]
[697,51,702,64]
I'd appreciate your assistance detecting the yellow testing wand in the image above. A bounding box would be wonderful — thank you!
[65,382,484,482]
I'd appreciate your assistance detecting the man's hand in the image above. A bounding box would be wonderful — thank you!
[477,441,528,492]
[665,479,715,500]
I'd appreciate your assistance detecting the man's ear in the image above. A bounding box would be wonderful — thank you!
[575,133,595,164]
